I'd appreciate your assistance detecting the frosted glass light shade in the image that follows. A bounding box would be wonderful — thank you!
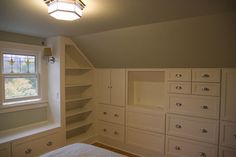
[48,0,84,21]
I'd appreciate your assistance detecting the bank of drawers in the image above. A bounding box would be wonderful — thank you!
[166,136,218,157]
[12,131,63,157]
[98,121,124,142]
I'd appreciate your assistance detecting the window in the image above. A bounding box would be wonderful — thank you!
[1,53,40,105]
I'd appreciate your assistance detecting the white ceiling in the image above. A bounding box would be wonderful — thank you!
[0,0,235,38]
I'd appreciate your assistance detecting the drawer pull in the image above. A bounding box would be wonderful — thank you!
[114,131,118,135]
[202,87,210,91]
[176,86,182,90]
[103,129,107,132]
[201,105,208,109]
[114,114,119,117]
[199,152,206,157]
[201,128,208,133]
[176,124,182,128]
[176,103,182,107]
[234,134,236,139]
[25,148,32,154]
[103,112,107,115]
[176,74,182,78]
[175,146,181,150]
[202,74,210,78]
[47,141,53,146]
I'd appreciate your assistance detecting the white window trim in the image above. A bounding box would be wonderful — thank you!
[0,41,48,112]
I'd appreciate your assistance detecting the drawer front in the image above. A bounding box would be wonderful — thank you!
[98,121,124,142]
[192,69,221,83]
[192,83,220,96]
[167,69,191,82]
[166,136,218,157]
[167,114,219,144]
[220,121,236,148]
[12,132,63,157]
[126,127,164,154]
[168,82,191,94]
[126,111,165,133]
[219,147,236,157]
[169,95,220,119]
[98,105,125,124]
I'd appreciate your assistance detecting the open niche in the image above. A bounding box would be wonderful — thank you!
[127,70,166,109]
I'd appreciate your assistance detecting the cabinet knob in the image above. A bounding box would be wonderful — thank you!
[233,134,236,139]
[176,103,182,107]
[201,128,208,133]
[176,74,182,78]
[47,141,53,146]
[176,124,182,128]
[175,146,181,150]
[114,114,119,117]
[103,112,107,115]
[199,152,206,157]
[201,105,208,109]
[202,74,210,78]
[25,148,32,154]
[176,86,182,90]
[202,87,210,91]
[103,129,107,132]
[114,131,118,135]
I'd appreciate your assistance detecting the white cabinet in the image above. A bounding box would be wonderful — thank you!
[97,69,125,107]
[220,121,236,148]
[0,143,11,157]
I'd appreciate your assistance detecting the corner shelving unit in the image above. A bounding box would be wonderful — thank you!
[64,44,95,144]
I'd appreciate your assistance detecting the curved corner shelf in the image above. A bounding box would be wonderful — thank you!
[65,67,92,70]
[66,108,92,118]
[65,83,92,88]
[65,97,92,103]
[66,121,92,132]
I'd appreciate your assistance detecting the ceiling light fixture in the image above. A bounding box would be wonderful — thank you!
[44,0,86,21]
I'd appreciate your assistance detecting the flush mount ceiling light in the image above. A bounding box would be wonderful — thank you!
[44,0,85,21]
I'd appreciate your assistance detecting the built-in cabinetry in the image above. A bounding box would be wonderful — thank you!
[97,69,126,143]
[220,69,236,157]
[64,44,95,144]
[0,143,11,157]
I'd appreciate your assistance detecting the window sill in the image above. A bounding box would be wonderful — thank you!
[0,100,48,114]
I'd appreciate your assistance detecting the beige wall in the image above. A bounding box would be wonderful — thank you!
[74,11,236,68]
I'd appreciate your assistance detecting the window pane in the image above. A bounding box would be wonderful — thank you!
[3,54,36,74]
[4,77,38,99]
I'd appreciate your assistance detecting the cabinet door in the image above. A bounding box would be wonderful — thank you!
[110,69,125,106]
[97,69,111,105]
[221,69,236,121]
[0,143,11,157]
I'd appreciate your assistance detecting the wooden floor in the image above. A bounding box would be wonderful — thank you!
[93,142,140,157]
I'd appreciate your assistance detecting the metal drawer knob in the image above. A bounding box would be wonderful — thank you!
[114,131,118,135]
[176,124,182,128]
[103,112,107,115]
[47,141,53,146]
[201,105,208,109]
[176,103,182,107]
[199,152,206,157]
[202,74,210,78]
[234,134,236,139]
[25,148,32,154]
[202,87,210,91]
[175,146,181,150]
[176,86,182,90]
[201,128,208,133]
[114,114,119,117]
[176,74,182,78]
[103,129,107,132]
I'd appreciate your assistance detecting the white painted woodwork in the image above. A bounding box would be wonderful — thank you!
[0,143,11,157]
[98,121,124,142]
[219,147,236,157]
[98,104,125,125]
[97,69,111,105]
[221,69,236,121]
[166,136,218,157]
[192,82,220,96]
[192,68,221,83]
[167,114,219,144]
[168,82,191,94]
[126,127,165,154]
[169,94,220,119]
[166,69,191,82]
[220,121,236,148]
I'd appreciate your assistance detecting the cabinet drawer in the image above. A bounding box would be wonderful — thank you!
[219,147,236,157]
[166,114,219,144]
[98,105,125,125]
[126,127,164,154]
[192,69,221,83]
[126,110,165,133]
[220,121,236,148]
[167,69,191,82]
[98,121,124,142]
[168,82,191,94]
[12,132,63,157]
[169,95,220,119]
[166,136,218,157]
[192,83,220,96]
